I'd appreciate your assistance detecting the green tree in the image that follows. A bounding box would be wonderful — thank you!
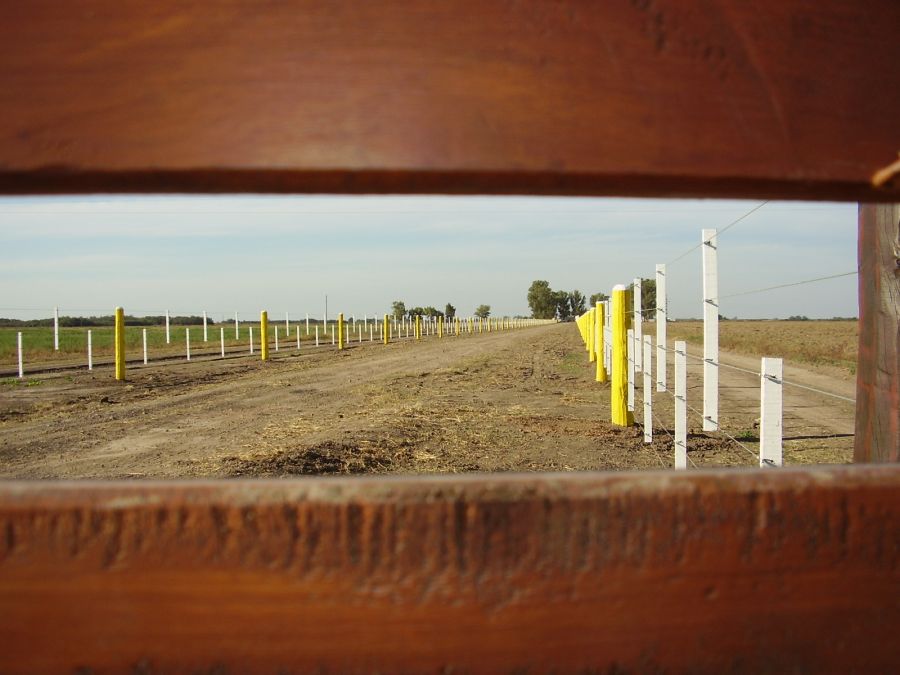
[589,292,609,306]
[408,306,425,318]
[391,301,406,321]
[553,291,573,321]
[474,304,491,319]
[641,278,656,315]
[527,280,556,319]
[569,290,587,316]
[625,279,657,316]
[444,303,456,319]
[423,306,442,318]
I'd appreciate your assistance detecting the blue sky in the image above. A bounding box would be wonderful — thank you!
[0,195,857,321]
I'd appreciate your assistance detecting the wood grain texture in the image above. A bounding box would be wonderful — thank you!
[856,204,900,462]
[1,467,898,673]
[1,1,899,198]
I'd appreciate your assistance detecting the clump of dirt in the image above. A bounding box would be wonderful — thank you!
[223,439,408,477]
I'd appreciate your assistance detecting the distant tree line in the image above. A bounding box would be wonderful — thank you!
[527,281,609,321]
[0,315,213,328]
[390,301,489,320]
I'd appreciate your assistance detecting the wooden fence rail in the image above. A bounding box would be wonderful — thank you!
[1,466,898,673]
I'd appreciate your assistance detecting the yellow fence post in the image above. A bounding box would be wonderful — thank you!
[114,306,125,381]
[383,314,389,345]
[260,311,270,361]
[588,308,596,363]
[455,317,460,336]
[338,312,345,350]
[414,315,420,340]
[611,285,633,426]
[438,316,443,338]
[595,301,608,383]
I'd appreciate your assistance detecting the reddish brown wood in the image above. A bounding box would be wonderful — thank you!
[1,1,899,199]
[1,467,898,673]
[856,204,900,462]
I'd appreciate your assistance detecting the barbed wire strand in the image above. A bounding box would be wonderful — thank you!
[666,201,769,266]
[719,271,857,300]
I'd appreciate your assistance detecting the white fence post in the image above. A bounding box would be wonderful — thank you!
[186,328,191,361]
[142,328,148,365]
[220,327,225,358]
[627,328,635,412]
[165,310,171,344]
[285,311,290,335]
[760,357,784,467]
[54,306,59,351]
[643,336,652,444]
[249,326,254,354]
[234,312,239,340]
[203,311,208,342]
[656,263,667,392]
[296,326,301,351]
[370,325,374,342]
[702,228,719,431]
[87,330,93,371]
[675,340,687,469]
[331,325,335,345]
[315,325,319,347]
[305,313,310,335]
[17,331,23,378]
[633,277,642,372]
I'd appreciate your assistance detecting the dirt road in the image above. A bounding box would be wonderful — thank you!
[0,324,854,479]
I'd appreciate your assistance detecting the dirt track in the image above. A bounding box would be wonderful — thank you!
[0,324,854,479]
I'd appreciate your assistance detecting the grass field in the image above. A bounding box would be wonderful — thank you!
[656,320,858,373]
[0,321,373,365]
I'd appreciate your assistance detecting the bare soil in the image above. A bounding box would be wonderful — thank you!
[0,324,854,479]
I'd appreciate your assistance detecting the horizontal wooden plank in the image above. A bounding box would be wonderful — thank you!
[1,1,898,199]
[1,466,898,672]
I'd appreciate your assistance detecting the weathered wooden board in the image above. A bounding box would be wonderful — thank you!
[856,204,900,462]
[1,467,898,673]
[1,1,898,198]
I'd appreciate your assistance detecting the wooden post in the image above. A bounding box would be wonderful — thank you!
[114,306,125,381]
[261,311,269,361]
[702,229,719,431]
[856,203,900,462]
[16,331,23,378]
[760,357,783,467]
[633,277,642,372]
[675,341,687,470]
[643,336,652,444]
[610,285,632,426]
[627,328,635,413]
[595,301,607,383]
[656,264,667,392]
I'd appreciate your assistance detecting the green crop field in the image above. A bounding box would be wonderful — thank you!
[0,321,363,366]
